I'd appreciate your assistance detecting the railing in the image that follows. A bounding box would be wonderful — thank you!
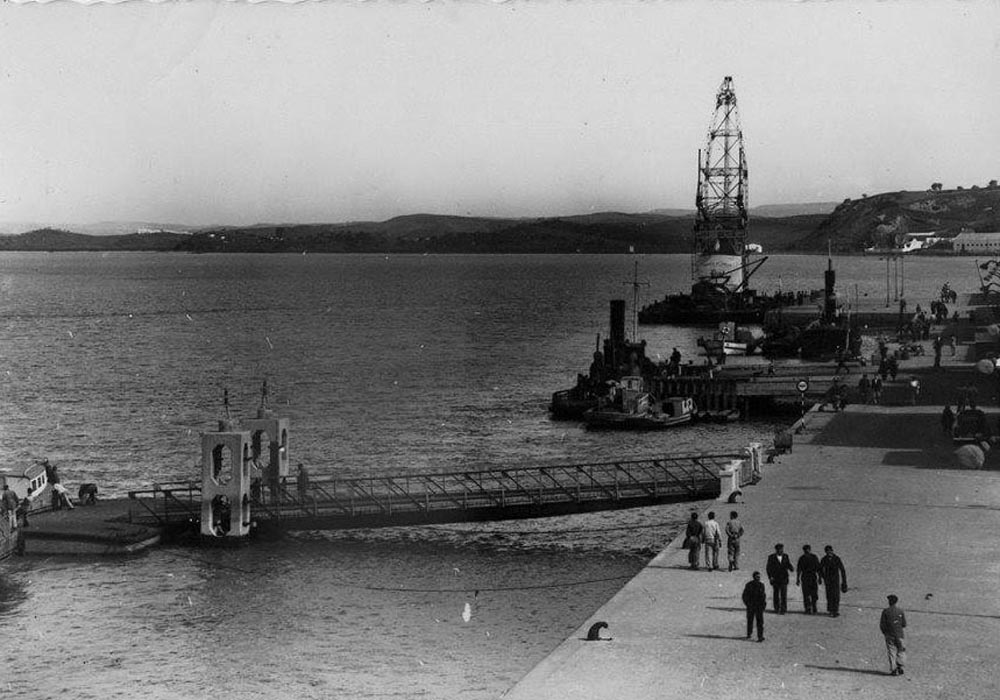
[128,480,202,526]
[128,452,744,529]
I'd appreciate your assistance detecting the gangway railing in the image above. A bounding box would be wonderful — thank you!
[128,480,201,526]
[128,452,746,530]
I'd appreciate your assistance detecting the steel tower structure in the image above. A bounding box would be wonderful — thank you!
[692,76,749,293]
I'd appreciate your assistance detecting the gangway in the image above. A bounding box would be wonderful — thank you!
[128,451,749,533]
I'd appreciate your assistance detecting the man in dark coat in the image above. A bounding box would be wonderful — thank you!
[684,512,704,570]
[818,544,848,617]
[766,543,794,614]
[742,571,767,642]
[796,544,821,614]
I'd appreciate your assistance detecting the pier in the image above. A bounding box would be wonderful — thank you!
[126,452,755,534]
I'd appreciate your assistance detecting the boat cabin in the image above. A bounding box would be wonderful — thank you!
[0,463,49,510]
[663,397,696,418]
[616,376,649,413]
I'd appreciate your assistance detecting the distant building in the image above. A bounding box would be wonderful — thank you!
[865,232,945,254]
[950,231,1000,254]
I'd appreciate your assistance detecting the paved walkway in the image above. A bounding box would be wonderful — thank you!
[505,405,1000,700]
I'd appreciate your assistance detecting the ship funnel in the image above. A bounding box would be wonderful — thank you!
[609,299,626,347]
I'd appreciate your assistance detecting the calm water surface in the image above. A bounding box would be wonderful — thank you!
[0,252,975,698]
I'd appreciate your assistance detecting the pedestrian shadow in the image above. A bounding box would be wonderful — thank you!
[883,448,1000,471]
[705,605,743,613]
[646,563,710,571]
[804,664,887,677]
[705,605,810,615]
[685,633,749,641]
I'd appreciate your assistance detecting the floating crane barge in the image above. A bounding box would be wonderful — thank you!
[639,76,816,325]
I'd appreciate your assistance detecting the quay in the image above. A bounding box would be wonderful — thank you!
[504,403,1000,700]
[505,302,1000,698]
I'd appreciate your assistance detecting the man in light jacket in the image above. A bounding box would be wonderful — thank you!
[879,594,907,676]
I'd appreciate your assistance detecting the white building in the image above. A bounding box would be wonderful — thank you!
[950,232,1000,253]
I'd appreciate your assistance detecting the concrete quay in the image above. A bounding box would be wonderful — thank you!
[505,404,1000,700]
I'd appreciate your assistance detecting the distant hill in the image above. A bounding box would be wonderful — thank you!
[2,191,997,254]
[790,186,1000,252]
[0,221,199,236]
[0,228,189,251]
[173,212,824,254]
[750,202,839,217]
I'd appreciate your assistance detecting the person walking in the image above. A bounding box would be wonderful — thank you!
[880,594,908,676]
[702,511,722,571]
[1,484,19,529]
[858,374,871,404]
[296,462,310,501]
[725,510,744,572]
[941,405,956,436]
[818,545,848,617]
[15,494,32,529]
[766,543,794,614]
[795,544,821,614]
[683,512,704,570]
[742,571,767,642]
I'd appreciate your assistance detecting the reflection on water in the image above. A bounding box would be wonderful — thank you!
[0,571,29,616]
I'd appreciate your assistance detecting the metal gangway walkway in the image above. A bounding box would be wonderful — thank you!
[128,451,751,532]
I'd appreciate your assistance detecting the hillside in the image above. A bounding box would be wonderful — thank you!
[2,189,997,254]
[791,186,1000,252]
[174,212,824,254]
[0,228,189,251]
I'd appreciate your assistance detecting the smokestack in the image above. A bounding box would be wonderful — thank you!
[610,299,626,347]
[824,255,837,322]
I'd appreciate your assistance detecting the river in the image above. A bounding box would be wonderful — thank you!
[0,252,975,698]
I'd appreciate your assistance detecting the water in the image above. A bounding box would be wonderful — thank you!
[0,252,974,698]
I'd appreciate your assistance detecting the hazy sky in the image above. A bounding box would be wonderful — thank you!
[1,0,998,226]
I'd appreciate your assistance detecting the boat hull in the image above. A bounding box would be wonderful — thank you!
[583,411,693,431]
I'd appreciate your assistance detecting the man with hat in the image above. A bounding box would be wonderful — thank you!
[766,543,794,614]
[742,571,766,642]
[819,544,848,616]
[879,594,907,676]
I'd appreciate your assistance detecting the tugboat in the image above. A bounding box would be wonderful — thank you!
[583,376,695,431]
[549,298,661,419]
[760,254,861,361]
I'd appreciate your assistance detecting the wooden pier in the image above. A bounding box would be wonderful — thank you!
[659,369,834,418]
[128,452,751,533]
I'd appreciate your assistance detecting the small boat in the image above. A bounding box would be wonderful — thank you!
[697,321,763,360]
[549,385,602,420]
[583,376,695,431]
[1,462,49,561]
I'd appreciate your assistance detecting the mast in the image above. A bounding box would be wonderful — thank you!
[624,260,648,340]
[692,76,749,293]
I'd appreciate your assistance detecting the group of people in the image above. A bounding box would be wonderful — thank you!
[44,459,77,510]
[683,511,743,572]
[684,510,907,676]
[742,543,848,643]
[249,461,311,505]
[856,373,884,404]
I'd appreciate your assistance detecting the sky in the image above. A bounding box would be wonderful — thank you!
[0,0,998,227]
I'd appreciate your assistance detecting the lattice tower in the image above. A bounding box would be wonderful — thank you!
[692,76,749,291]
